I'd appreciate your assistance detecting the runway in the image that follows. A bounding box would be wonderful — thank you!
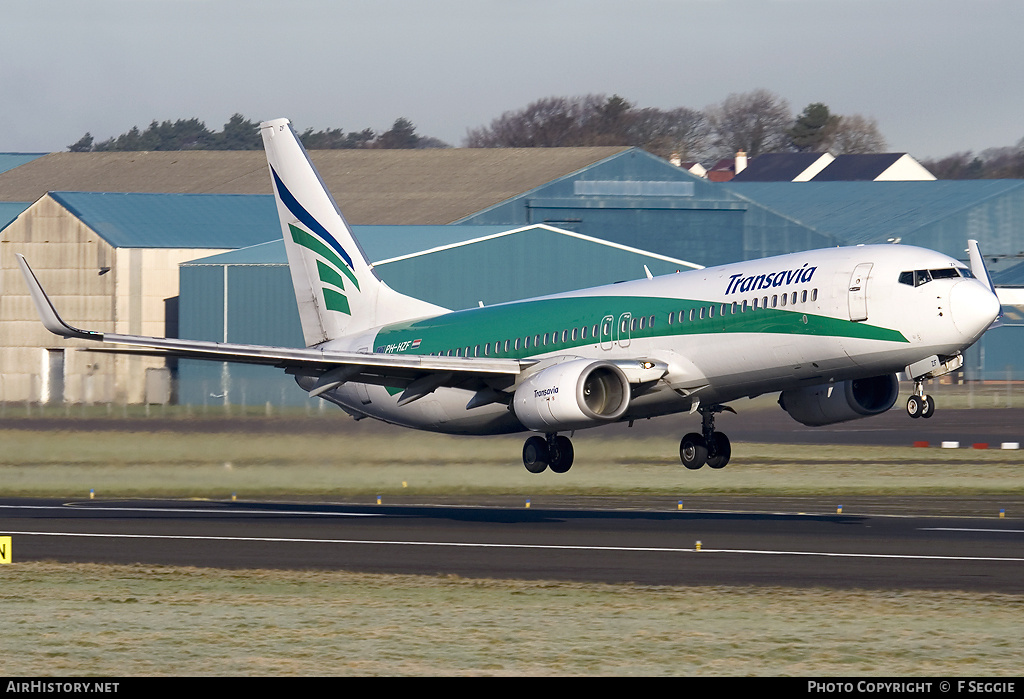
[2,497,1022,592]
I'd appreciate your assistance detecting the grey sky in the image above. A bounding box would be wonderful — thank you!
[3,0,1022,160]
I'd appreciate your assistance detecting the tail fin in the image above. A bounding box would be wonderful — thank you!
[260,118,447,346]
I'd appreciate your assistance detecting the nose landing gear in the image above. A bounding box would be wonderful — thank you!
[904,354,963,420]
[906,382,935,419]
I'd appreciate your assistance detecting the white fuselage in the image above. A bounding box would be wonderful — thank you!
[317,244,999,435]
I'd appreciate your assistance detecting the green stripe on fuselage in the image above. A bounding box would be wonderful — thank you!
[371,295,908,359]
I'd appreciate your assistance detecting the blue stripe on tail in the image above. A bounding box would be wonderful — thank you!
[271,166,355,271]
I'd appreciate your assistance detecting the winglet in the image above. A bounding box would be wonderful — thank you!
[967,239,996,294]
[16,254,103,341]
[967,240,1002,329]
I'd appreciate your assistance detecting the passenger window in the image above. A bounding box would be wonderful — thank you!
[811,289,818,302]
[771,295,778,308]
[781,294,787,307]
[649,315,655,327]
[639,316,646,330]
[801,290,807,303]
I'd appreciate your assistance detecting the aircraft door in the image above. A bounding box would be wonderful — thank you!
[600,315,614,350]
[617,312,632,348]
[848,263,873,322]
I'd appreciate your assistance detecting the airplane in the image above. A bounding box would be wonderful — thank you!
[17,118,1002,473]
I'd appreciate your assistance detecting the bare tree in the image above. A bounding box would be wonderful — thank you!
[627,106,712,161]
[464,94,616,148]
[706,89,792,159]
[829,114,887,154]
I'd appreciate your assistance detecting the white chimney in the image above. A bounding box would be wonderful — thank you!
[735,150,748,174]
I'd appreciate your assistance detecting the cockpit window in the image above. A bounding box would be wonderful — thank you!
[898,268,964,287]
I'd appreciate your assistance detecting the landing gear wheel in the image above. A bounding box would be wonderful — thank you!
[921,395,935,419]
[907,394,924,418]
[705,431,732,470]
[680,433,708,470]
[523,436,549,473]
[548,435,574,473]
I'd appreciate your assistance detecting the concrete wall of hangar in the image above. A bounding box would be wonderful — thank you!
[455,147,836,266]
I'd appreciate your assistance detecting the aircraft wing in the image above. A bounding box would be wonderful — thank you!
[16,254,528,389]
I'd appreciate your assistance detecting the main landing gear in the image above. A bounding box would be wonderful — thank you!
[679,405,733,470]
[906,381,935,419]
[520,405,735,473]
[522,433,575,474]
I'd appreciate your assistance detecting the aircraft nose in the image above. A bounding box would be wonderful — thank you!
[949,280,1000,339]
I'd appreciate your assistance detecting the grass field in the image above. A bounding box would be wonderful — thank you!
[2,418,1022,676]
[2,562,1022,676]
[2,422,1024,498]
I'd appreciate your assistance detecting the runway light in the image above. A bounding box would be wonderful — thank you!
[941,441,960,449]
[837,505,843,514]
[677,500,683,511]
[695,541,702,551]
[402,481,407,488]
[973,443,989,450]
[525,499,531,508]
[1000,509,1005,518]
[913,441,929,448]
[377,496,382,505]
[89,489,94,500]
[231,493,237,502]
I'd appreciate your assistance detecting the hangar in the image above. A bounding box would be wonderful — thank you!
[2,145,1024,405]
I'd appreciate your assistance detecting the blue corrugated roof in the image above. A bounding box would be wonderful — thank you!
[0,153,47,175]
[726,180,1024,245]
[49,192,280,249]
[183,225,520,266]
[0,202,30,231]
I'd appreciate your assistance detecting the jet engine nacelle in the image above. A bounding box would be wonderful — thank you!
[513,359,630,431]
[778,374,899,427]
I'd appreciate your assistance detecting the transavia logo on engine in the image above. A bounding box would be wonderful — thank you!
[725,263,817,295]
[534,387,559,398]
